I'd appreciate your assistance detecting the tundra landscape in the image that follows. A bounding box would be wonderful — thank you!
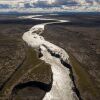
[0,13,100,100]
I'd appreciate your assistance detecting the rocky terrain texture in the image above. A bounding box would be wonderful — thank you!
[0,17,52,100]
[43,14,100,100]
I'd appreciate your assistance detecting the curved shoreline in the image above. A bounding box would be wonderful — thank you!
[22,16,79,100]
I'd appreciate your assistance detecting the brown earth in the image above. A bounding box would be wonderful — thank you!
[0,14,100,100]
[43,14,100,100]
[0,19,52,100]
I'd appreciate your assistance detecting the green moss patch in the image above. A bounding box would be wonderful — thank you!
[0,46,51,98]
[69,53,100,99]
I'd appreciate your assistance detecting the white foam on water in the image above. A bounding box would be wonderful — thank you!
[22,17,78,100]
[18,15,42,19]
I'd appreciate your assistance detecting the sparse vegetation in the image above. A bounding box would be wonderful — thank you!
[69,53,100,100]
[0,19,52,99]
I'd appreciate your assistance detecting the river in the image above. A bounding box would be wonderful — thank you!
[22,15,79,100]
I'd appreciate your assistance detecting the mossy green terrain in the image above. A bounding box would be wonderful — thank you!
[43,14,100,100]
[0,46,51,99]
[0,22,52,99]
[69,53,100,100]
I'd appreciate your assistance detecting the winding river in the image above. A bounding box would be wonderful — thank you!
[21,15,79,100]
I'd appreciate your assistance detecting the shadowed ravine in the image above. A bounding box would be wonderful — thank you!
[22,16,81,100]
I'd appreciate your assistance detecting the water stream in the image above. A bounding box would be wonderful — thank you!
[22,15,79,100]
